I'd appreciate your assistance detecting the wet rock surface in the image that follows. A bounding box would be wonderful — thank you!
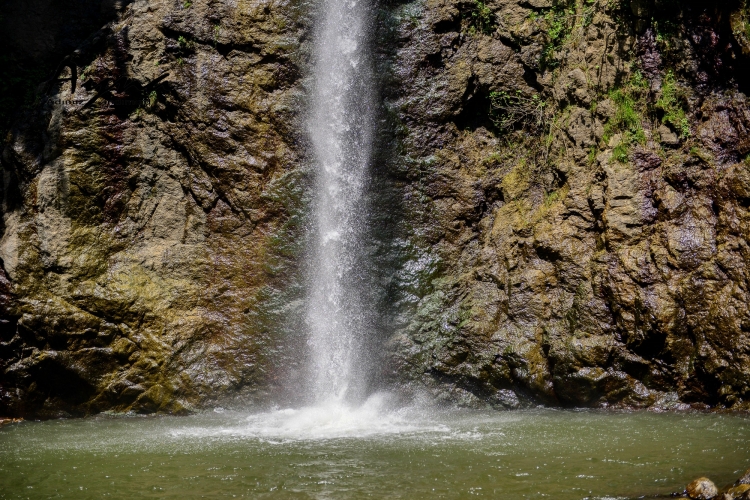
[1,0,750,416]
[0,0,311,417]
[687,478,719,500]
[670,469,750,500]
[379,0,750,410]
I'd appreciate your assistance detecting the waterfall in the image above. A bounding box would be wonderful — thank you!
[307,0,375,403]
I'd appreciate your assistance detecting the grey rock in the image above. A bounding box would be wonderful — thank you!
[659,124,680,146]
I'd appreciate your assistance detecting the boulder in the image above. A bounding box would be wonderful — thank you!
[725,484,750,499]
[687,478,719,500]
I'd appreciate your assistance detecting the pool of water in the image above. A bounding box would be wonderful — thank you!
[1,394,749,499]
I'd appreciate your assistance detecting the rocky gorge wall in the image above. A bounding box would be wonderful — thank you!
[381,0,750,410]
[0,0,312,417]
[1,0,749,417]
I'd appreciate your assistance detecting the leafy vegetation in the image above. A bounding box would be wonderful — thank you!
[656,70,690,138]
[534,0,598,70]
[148,90,158,108]
[177,36,194,50]
[175,35,195,64]
[488,90,547,133]
[539,4,575,69]
[595,67,691,163]
[602,71,648,163]
[213,24,221,46]
[467,0,495,35]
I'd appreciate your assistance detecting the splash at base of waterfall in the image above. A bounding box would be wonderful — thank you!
[173,393,447,441]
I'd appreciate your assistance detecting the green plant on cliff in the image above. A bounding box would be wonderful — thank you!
[213,24,221,46]
[177,36,194,50]
[148,90,158,108]
[539,4,575,69]
[602,71,648,162]
[537,0,599,70]
[656,70,690,138]
[467,0,495,35]
[489,90,547,132]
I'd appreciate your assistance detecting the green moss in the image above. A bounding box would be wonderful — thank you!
[602,71,648,162]
[689,146,713,164]
[545,189,560,206]
[656,70,690,138]
[482,152,505,167]
[502,158,531,200]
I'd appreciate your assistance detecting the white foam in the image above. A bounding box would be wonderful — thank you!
[169,393,449,442]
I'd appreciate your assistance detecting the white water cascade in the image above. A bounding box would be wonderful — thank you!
[306,0,376,403]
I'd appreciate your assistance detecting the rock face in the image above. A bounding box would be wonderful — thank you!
[379,0,750,409]
[1,0,750,416]
[0,0,311,417]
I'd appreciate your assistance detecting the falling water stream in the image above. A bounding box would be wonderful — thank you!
[307,0,374,404]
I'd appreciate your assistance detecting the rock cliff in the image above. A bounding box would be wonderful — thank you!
[0,0,311,417]
[1,0,749,417]
[382,0,750,410]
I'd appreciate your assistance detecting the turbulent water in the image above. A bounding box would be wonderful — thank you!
[306,0,375,402]
[2,406,749,499]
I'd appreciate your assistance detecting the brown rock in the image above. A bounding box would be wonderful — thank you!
[737,469,750,486]
[0,418,23,427]
[631,0,653,18]
[725,484,750,499]
[687,478,719,500]
[658,124,680,146]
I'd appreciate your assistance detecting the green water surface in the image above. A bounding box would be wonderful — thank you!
[1,405,748,499]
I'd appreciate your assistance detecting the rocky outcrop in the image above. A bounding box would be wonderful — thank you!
[0,0,311,417]
[2,0,750,417]
[381,0,750,410]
